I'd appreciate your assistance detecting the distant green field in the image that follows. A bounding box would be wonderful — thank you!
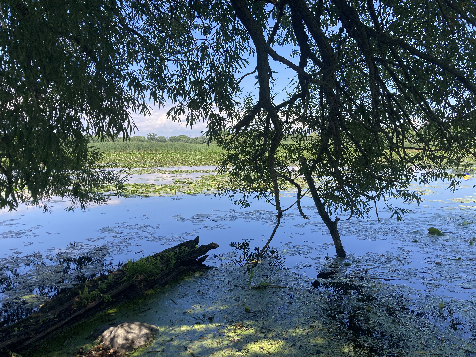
[90,140,219,152]
[91,141,223,167]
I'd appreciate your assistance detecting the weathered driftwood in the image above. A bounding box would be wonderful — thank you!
[0,237,218,355]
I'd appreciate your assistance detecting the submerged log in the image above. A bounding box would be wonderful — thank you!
[0,237,218,355]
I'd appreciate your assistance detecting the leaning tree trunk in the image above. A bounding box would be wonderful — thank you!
[0,237,218,355]
[300,159,346,258]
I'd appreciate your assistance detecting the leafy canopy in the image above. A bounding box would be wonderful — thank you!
[132,0,476,256]
[2,0,476,256]
[0,0,150,209]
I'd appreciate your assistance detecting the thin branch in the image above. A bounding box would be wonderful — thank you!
[237,68,257,84]
[276,173,309,219]
[267,1,286,45]
[258,214,281,257]
[234,101,262,133]
[366,27,476,95]
[275,91,306,110]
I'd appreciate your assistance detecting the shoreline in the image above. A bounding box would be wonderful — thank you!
[20,261,476,356]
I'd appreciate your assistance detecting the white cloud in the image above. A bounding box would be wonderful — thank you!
[130,103,208,138]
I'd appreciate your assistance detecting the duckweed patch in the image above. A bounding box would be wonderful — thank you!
[428,227,444,236]
[74,264,476,357]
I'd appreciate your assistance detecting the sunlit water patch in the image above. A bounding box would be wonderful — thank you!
[127,166,217,185]
[0,178,475,343]
[117,264,474,356]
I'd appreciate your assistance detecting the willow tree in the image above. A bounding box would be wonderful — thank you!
[135,0,476,257]
[0,0,151,209]
[3,0,476,258]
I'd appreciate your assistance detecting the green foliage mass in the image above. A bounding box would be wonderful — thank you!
[122,245,192,280]
[0,0,155,209]
[428,227,444,236]
[122,256,167,281]
[3,0,476,258]
[89,134,210,144]
[91,140,220,153]
[130,0,476,257]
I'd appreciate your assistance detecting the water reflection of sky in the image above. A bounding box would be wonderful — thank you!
[127,166,216,184]
[0,177,475,309]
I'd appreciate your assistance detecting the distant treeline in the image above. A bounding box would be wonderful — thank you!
[89,134,209,144]
[142,133,208,144]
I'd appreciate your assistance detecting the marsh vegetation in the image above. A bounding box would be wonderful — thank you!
[0,140,475,355]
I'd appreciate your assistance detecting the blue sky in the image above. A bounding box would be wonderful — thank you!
[129,11,299,139]
[130,57,297,138]
[129,103,208,138]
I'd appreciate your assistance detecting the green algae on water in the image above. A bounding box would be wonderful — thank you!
[428,227,444,236]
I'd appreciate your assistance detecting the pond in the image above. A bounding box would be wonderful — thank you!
[0,173,475,352]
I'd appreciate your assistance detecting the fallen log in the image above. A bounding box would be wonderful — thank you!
[0,237,218,355]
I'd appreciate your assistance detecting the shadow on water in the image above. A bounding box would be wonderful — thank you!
[311,258,476,356]
[312,271,407,355]
[27,260,475,357]
[0,252,117,327]
[1,176,476,354]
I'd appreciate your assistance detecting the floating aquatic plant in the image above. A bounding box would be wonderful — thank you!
[230,239,284,288]
[428,227,444,236]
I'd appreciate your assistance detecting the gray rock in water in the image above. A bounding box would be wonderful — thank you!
[98,321,158,353]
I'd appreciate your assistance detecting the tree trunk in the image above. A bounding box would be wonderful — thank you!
[300,158,346,258]
[0,237,218,355]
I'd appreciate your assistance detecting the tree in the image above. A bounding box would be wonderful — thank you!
[0,0,150,209]
[147,133,167,142]
[3,0,476,258]
[130,136,147,142]
[169,134,193,143]
[133,0,476,257]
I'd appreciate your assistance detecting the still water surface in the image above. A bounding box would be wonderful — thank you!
[0,177,475,324]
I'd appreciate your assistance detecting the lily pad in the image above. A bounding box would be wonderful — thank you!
[428,227,444,236]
